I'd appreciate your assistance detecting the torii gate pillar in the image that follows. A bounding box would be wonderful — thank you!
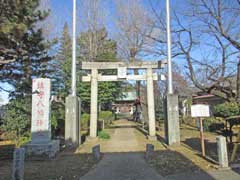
[147,68,157,140]
[89,69,98,138]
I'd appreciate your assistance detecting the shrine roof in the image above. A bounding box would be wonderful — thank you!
[116,92,137,101]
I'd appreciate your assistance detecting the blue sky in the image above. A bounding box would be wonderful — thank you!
[47,0,180,36]
[1,0,238,104]
[0,0,211,103]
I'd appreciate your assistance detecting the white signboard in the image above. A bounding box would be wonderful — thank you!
[160,74,166,81]
[118,67,127,78]
[191,104,210,117]
[31,78,51,143]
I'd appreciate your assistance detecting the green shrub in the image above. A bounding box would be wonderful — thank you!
[0,131,16,141]
[0,131,30,147]
[81,113,90,130]
[18,136,30,147]
[214,102,240,118]
[99,111,113,124]
[98,130,110,139]
[203,117,224,132]
[1,98,31,147]
[51,101,65,134]
[182,115,195,126]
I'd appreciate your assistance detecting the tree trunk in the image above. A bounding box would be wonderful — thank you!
[237,58,240,102]
[130,48,141,97]
[134,68,140,97]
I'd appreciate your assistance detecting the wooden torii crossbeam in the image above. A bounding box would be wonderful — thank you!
[79,60,167,140]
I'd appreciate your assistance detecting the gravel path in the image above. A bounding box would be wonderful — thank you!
[80,120,163,180]
[80,153,163,180]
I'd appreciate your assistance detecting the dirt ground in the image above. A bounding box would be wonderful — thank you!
[152,124,240,176]
[0,147,98,180]
[1,120,239,179]
[178,124,240,164]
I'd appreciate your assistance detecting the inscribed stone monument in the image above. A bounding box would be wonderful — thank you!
[24,78,59,158]
[31,78,51,143]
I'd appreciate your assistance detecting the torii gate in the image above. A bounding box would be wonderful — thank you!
[81,60,167,140]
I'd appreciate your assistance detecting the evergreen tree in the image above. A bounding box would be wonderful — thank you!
[52,26,123,134]
[0,0,49,70]
[77,28,122,112]
[0,0,52,98]
[56,22,72,96]
[50,23,72,135]
[2,98,31,146]
[0,0,53,142]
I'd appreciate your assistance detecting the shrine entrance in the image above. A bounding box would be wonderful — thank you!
[80,61,166,140]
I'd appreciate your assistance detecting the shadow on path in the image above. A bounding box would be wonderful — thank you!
[80,152,163,180]
[79,120,240,180]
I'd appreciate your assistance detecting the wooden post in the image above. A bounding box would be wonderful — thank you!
[102,120,105,130]
[230,129,240,162]
[200,117,206,157]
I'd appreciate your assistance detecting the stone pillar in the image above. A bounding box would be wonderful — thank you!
[31,78,51,143]
[65,96,81,146]
[216,136,229,168]
[24,78,60,158]
[92,144,101,160]
[12,148,25,180]
[90,69,98,138]
[145,144,154,160]
[147,68,157,140]
[164,94,180,145]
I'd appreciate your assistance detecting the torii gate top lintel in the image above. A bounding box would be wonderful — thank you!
[80,60,167,82]
[80,60,167,70]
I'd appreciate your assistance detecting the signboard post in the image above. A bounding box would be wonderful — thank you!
[199,117,205,157]
[191,104,210,157]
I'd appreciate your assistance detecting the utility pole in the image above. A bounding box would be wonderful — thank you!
[164,0,180,146]
[65,0,81,147]
[71,0,77,96]
[237,55,240,101]
[166,0,173,94]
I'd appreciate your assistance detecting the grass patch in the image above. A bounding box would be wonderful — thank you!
[98,130,110,139]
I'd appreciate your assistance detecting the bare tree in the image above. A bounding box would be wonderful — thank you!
[114,0,156,99]
[78,0,107,62]
[148,0,240,101]
[180,0,240,101]
[115,0,155,60]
